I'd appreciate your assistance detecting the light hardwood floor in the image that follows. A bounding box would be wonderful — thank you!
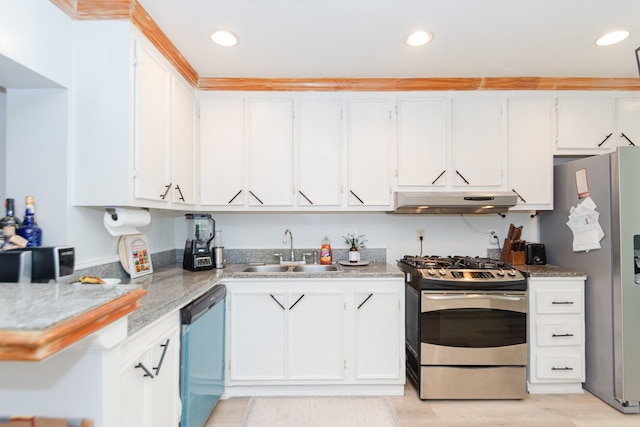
[205,383,639,427]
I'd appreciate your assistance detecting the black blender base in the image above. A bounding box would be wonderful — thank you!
[183,249,214,271]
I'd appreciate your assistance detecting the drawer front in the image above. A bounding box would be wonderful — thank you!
[536,322,583,347]
[535,290,583,314]
[535,355,584,381]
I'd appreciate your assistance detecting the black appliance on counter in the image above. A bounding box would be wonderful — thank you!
[183,214,215,271]
[398,255,528,400]
[0,246,75,283]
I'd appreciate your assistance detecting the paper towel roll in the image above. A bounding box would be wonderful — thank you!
[103,208,151,236]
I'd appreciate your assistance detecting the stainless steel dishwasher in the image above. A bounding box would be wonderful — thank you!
[180,284,226,427]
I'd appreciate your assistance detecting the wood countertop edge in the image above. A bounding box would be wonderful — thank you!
[0,288,147,362]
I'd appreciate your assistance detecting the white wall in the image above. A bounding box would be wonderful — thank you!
[5,88,70,246]
[178,211,539,262]
[0,87,5,203]
[0,0,74,88]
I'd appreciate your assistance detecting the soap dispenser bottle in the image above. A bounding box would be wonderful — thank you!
[320,236,332,265]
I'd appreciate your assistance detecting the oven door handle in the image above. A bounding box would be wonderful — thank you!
[424,294,525,302]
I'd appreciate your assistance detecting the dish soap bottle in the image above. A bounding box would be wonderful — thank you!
[320,236,332,265]
[349,241,361,263]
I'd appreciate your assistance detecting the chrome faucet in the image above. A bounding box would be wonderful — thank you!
[283,229,294,262]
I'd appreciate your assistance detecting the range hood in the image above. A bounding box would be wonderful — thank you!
[391,192,518,214]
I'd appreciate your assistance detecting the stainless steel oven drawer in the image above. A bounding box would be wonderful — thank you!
[420,366,526,399]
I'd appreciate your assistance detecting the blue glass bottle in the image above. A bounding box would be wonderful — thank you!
[17,196,42,247]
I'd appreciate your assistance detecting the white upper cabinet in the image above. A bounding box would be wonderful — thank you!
[507,98,553,210]
[396,98,448,187]
[72,25,195,209]
[296,98,342,207]
[347,99,392,207]
[247,99,294,206]
[555,95,640,154]
[133,41,172,203]
[555,97,615,153]
[199,98,246,207]
[615,98,640,148]
[170,76,196,205]
[451,98,503,188]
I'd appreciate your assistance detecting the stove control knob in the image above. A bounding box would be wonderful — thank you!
[438,268,447,276]
[497,269,505,276]
[508,269,517,276]
[428,268,436,276]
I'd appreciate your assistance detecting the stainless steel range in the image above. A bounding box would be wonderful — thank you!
[398,255,528,400]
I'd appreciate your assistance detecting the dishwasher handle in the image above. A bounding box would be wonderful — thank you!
[181,284,227,325]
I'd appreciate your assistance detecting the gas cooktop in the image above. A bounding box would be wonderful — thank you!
[398,255,527,291]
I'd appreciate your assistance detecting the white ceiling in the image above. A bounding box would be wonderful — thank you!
[138,0,640,79]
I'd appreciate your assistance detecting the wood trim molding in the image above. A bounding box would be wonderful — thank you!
[49,1,640,92]
[0,288,146,361]
[130,1,199,87]
[197,76,640,92]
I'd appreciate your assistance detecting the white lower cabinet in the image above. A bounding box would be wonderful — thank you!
[354,291,402,380]
[225,278,405,396]
[527,276,586,394]
[121,312,181,427]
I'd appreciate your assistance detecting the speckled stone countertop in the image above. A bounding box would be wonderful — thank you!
[0,283,141,331]
[126,262,403,336]
[514,264,587,278]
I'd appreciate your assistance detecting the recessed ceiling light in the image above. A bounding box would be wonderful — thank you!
[596,30,629,46]
[405,30,432,47]
[210,30,238,47]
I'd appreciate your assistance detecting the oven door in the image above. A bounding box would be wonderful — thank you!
[420,291,527,366]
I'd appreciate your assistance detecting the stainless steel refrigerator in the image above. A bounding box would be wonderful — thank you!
[539,146,640,413]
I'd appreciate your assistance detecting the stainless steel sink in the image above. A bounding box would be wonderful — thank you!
[240,265,290,273]
[291,264,342,273]
[239,264,343,273]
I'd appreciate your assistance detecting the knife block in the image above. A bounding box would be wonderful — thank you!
[500,239,525,265]
[509,251,526,265]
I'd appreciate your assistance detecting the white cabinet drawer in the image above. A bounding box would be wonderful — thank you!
[535,355,584,380]
[536,322,583,347]
[535,290,583,314]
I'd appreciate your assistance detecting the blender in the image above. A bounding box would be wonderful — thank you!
[183,214,215,271]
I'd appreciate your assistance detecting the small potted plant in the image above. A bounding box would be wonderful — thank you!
[343,233,367,263]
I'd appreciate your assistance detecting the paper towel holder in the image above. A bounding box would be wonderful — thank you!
[105,207,149,221]
[106,207,118,221]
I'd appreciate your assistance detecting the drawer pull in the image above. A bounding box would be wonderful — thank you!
[551,366,574,371]
[552,333,575,337]
[551,301,574,305]
[135,362,155,378]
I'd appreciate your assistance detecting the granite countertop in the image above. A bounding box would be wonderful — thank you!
[125,262,403,336]
[0,283,145,360]
[515,264,587,278]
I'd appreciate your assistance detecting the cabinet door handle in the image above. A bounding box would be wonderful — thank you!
[597,132,613,147]
[153,338,170,376]
[160,183,172,200]
[135,362,155,378]
[249,191,264,204]
[269,294,285,310]
[349,190,364,204]
[298,191,313,205]
[512,188,527,203]
[174,185,185,202]
[228,190,243,204]
[357,293,373,309]
[551,366,574,371]
[455,170,470,184]
[431,170,446,185]
[621,132,636,146]
[289,294,305,310]
[551,301,574,305]
[552,333,574,338]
